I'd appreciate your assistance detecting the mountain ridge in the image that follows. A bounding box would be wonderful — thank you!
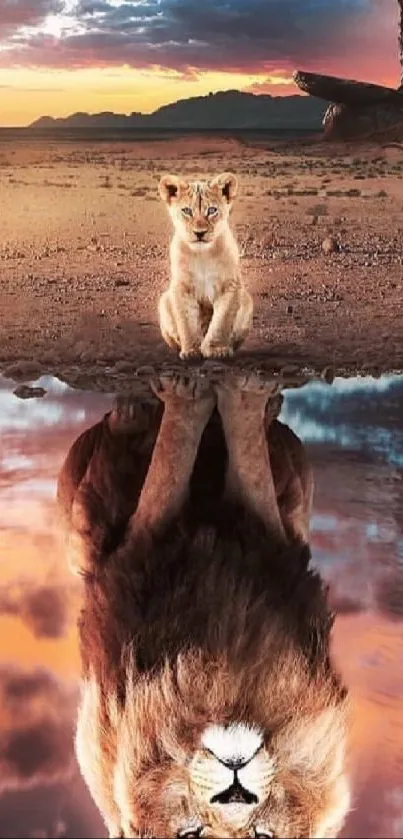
[29,89,327,131]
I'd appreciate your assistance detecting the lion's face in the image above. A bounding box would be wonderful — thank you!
[158,172,238,250]
[112,716,350,839]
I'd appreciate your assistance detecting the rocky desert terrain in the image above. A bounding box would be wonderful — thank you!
[1,132,403,388]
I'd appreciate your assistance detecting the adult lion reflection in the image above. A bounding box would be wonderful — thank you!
[57,373,350,839]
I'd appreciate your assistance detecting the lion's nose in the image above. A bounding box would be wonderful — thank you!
[221,757,248,769]
[194,230,208,240]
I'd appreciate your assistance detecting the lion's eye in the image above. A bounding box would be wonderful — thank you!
[207,206,218,216]
[182,206,193,217]
[178,828,203,838]
[254,830,275,839]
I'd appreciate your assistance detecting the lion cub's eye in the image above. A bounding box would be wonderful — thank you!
[207,206,218,216]
[254,829,275,839]
[182,206,193,217]
[178,827,203,838]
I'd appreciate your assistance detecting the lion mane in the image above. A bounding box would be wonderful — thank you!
[58,405,350,839]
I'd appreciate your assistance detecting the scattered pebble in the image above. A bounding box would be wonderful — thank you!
[280,364,300,376]
[115,360,135,372]
[80,350,97,363]
[4,361,43,381]
[136,365,157,377]
[322,237,339,255]
[14,385,47,399]
[321,366,335,384]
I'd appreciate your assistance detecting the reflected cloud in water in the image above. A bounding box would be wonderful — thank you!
[281,374,403,466]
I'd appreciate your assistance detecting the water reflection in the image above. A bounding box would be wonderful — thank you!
[0,372,402,839]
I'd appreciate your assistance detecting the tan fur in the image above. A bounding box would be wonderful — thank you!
[158,173,253,359]
[57,376,351,838]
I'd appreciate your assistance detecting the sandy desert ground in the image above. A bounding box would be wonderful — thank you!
[1,133,403,388]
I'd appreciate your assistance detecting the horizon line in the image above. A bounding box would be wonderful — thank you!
[1,86,311,130]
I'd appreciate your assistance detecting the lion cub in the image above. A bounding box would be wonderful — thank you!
[158,172,253,359]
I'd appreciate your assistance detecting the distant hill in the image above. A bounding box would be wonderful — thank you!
[29,90,326,131]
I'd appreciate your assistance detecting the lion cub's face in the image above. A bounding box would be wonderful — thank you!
[113,717,350,838]
[158,172,238,250]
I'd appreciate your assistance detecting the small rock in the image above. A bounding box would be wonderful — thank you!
[40,353,60,366]
[74,340,90,356]
[136,365,156,378]
[115,360,134,372]
[14,385,47,400]
[322,237,339,255]
[4,361,43,380]
[201,362,228,374]
[280,364,300,376]
[80,350,97,363]
[321,366,335,384]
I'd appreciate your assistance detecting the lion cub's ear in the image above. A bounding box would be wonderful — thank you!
[210,172,238,202]
[159,174,188,203]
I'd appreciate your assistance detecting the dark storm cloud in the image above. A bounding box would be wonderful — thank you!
[0,582,70,638]
[0,0,61,35]
[0,667,76,794]
[2,722,72,785]
[1,0,381,73]
[67,0,377,72]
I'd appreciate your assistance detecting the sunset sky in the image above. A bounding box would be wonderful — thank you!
[0,0,401,126]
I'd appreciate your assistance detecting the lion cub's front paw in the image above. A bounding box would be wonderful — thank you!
[179,346,202,361]
[201,339,234,360]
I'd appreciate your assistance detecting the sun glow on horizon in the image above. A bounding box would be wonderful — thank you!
[0,67,300,127]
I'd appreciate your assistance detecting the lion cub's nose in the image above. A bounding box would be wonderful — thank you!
[195,230,208,241]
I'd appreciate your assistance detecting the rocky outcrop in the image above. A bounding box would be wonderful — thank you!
[293,71,397,106]
[293,73,403,141]
[293,1,403,141]
[321,99,403,140]
[293,70,403,140]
